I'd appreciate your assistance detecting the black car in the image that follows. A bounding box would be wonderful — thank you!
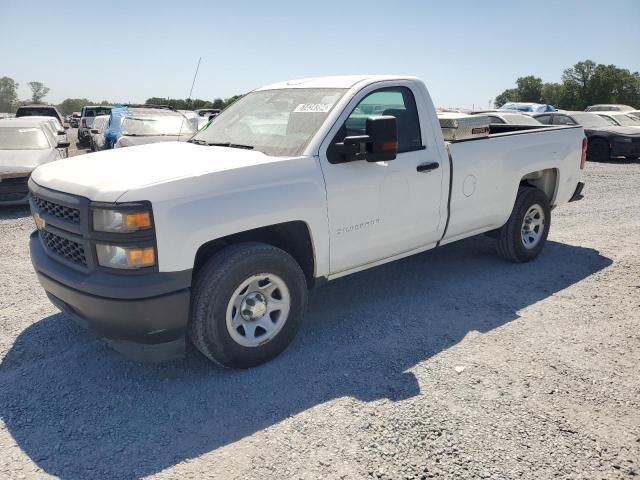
[533,111,640,161]
[15,105,64,127]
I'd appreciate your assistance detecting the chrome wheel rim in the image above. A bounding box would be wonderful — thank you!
[226,273,291,347]
[521,204,545,249]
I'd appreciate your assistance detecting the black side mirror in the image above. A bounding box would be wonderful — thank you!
[334,116,398,163]
[90,129,99,134]
[57,141,70,148]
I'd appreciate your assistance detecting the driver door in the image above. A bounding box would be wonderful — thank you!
[319,84,444,275]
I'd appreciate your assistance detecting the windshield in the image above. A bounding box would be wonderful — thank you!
[0,127,50,150]
[121,115,196,136]
[191,88,346,156]
[570,113,617,128]
[612,114,640,126]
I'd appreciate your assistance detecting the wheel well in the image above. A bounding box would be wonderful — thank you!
[588,136,609,147]
[520,168,558,205]
[193,221,316,288]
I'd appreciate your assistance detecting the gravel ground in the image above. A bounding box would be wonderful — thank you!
[0,139,638,479]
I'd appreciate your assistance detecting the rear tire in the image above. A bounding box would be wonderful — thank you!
[189,242,308,368]
[496,187,550,263]
[587,138,610,162]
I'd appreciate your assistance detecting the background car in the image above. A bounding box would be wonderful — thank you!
[78,105,112,146]
[627,110,640,121]
[70,112,81,127]
[89,114,110,151]
[15,105,64,126]
[10,116,70,157]
[0,119,69,205]
[114,108,197,148]
[595,112,640,130]
[471,111,542,125]
[585,104,635,112]
[533,111,640,161]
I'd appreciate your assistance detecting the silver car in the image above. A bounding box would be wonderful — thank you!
[0,119,69,205]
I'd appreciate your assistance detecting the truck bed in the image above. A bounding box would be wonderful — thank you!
[441,124,584,245]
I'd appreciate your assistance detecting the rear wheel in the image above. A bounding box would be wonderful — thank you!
[189,243,308,368]
[587,138,610,162]
[496,187,550,263]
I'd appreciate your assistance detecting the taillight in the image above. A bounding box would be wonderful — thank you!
[580,137,587,170]
[82,118,87,128]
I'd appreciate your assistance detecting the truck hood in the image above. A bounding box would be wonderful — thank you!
[0,149,57,178]
[31,141,285,202]
[115,135,192,148]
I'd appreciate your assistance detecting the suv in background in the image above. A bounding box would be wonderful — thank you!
[15,105,64,126]
[78,105,112,146]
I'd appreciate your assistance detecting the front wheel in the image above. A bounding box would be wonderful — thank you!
[495,187,551,262]
[189,243,308,368]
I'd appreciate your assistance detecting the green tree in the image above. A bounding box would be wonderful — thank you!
[515,76,544,102]
[57,98,92,115]
[0,76,19,112]
[27,81,50,104]
[494,88,519,107]
[540,82,563,106]
[494,60,640,110]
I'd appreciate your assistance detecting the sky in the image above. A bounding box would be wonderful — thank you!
[2,0,639,109]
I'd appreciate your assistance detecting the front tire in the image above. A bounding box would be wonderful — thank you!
[496,187,551,263]
[189,243,308,368]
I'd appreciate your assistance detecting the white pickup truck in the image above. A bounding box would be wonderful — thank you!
[28,75,586,368]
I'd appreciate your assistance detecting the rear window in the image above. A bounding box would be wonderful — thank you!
[0,126,50,150]
[82,107,112,117]
[16,107,57,118]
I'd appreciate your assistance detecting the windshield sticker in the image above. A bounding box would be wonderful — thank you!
[294,103,333,113]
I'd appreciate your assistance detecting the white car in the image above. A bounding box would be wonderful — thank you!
[28,75,586,367]
[585,104,636,112]
[595,111,640,131]
[10,116,70,157]
[89,115,110,151]
[0,119,69,205]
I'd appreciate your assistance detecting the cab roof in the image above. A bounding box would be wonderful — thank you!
[255,75,417,91]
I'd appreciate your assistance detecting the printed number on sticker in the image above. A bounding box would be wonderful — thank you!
[294,103,333,113]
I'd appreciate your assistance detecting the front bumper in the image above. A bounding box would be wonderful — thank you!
[611,140,640,158]
[0,175,30,205]
[30,232,192,361]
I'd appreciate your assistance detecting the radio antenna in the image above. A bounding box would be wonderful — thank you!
[179,56,202,138]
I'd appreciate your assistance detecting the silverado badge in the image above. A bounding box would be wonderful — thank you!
[33,212,46,231]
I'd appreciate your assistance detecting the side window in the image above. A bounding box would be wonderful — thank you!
[535,114,552,124]
[554,115,576,126]
[335,87,422,153]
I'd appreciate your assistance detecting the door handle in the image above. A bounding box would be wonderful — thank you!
[416,162,439,173]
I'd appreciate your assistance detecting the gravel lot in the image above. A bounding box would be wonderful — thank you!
[0,135,638,479]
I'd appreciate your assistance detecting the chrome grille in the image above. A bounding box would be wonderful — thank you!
[32,195,81,224]
[39,231,87,267]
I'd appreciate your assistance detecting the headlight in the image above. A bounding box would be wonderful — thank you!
[96,244,156,269]
[616,137,632,143]
[93,208,152,233]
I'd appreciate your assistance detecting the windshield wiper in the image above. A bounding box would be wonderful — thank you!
[207,142,254,150]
